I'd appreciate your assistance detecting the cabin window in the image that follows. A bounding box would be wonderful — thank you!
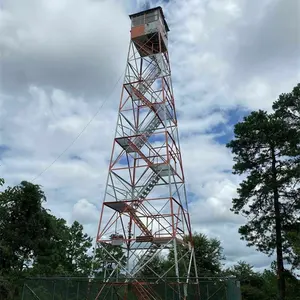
[145,11,158,23]
[132,15,144,27]
[132,11,159,27]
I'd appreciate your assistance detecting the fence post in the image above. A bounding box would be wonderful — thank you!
[207,283,209,299]
[76,280,79,300]
[165,281,167,299]
[21,283,26,300]
[65,279,69,300]
[52,281,56,300]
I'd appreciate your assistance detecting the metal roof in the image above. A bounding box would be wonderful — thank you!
[129,6,170,32]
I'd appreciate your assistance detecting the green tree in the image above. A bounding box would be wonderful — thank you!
[227,105,299,299]
[0,181,50,274]
[140,252,166,279]
[226,261,256,278]
[32,219,94,276]
[65,221,93,275]
[0,181,52,298]
[225,261,267,300]
[31,215,71,276]
[262,266,300,300]
[273,83,300,271]
[166,232,225,277]
[192,232,225,276]
[91,243,125,279]
[273,83,300,129]
[286,222,300,270]
[260,269,278,299]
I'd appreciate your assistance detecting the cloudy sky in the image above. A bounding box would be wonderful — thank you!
[0,0,299,271]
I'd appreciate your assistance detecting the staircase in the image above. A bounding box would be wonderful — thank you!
[136,172,160,201]
[118,54,165,154]
[115,55,166,246]
[132,116,161,150]
[133,283,163,300]
[126,54,161,103]
[131,243,159,278]
[133,284,152,300]
[124,170,161,203]
[116,107,163,153]
[122,170,161,241]
[130,244,164,300]
[137,54,161,97]
[125,205,152,237]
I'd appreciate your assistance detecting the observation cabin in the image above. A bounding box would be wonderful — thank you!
[129,6,169,57]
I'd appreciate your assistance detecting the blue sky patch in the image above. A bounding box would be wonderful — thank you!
[70,155,82,161]
[0,145,10,157]
[211,107,251,145]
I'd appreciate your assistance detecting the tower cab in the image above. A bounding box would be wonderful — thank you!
[129,6,169,57]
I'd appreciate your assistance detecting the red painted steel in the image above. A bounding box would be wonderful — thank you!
[93,6,199,300]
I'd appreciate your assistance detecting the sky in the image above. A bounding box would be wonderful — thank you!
[0,0,299,272]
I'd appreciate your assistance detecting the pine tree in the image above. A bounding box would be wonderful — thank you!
[227,107,299,300]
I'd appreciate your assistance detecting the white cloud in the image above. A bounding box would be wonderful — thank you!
[72,198,99,225]
[164,0,299,111]
[179,111,227,134]
[0,0,129,98]
[190,179,242,224]
[0,0,298,273]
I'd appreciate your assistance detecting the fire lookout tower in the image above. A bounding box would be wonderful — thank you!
[94,6,199,300]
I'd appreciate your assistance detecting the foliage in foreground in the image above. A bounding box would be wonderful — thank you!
[0,178,299,300]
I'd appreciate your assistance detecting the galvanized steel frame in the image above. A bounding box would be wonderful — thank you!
[93,10,199,300]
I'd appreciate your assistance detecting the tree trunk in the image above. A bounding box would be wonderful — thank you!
[271,147,285,300]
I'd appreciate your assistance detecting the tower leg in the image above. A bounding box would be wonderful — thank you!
[193,247,201,299]
[173,239,182,299]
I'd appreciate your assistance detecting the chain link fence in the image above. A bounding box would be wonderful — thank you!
[20,277,241,300]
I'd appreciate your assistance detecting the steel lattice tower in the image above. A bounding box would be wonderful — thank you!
[94,6,199,300]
